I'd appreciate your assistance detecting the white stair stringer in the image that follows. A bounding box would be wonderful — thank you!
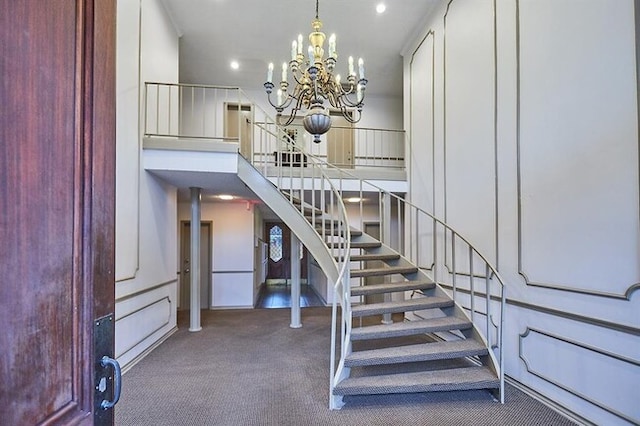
[236,156,339,286]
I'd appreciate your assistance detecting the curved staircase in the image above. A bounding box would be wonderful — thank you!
[303,212,501,405]
[238,132,505,409]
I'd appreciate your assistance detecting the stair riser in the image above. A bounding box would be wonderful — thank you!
[351,324,472,341]
[334,381,500,396]
[345,348,489,367]
[351,301,453,317]
[351,268,418,278]
[351,283,434,297]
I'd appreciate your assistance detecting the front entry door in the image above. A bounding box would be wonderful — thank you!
[180,222,212,310]
[0,1,117,424]
[265,222,308,284]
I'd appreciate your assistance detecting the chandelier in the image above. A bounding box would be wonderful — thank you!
[264,0,367,143]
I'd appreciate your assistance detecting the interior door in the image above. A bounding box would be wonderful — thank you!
[180,222,212,310]
[0,1,117,424]
[224,103,253,159]
[327,114,354,168]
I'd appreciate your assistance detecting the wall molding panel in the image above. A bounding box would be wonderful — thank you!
[116,296,172,359]
[409,30,436,271]
[519,327,640,424]
[443,0,499,275]
[515,0,640,299]
[115,278,177,368]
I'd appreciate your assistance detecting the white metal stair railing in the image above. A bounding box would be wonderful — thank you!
[295,160,508,404]
[248,116,506,404]
[249,120,354,410]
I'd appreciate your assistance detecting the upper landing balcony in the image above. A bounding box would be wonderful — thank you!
[142,82,407,193]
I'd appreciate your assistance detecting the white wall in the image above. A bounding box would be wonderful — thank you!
[115,0,180,369]
[403,1,639,424]
[178,201,257,308]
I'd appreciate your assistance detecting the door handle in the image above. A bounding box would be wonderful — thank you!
[100,356,122,409]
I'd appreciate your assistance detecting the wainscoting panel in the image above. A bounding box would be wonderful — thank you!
[517,0,639,297]
[443,0,497,272]
[115,280,177,368]
[519,327,639,424]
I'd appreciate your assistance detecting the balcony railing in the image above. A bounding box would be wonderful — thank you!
[144,82,405,172]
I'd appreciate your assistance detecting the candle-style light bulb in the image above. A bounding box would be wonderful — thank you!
[308,45,314,64]
[329,34,336,58]
[281,62,288,82]
[358,58,365,80]
[348,56,355,76]
[277,89,283,105]
[291,41,297,61]
[356,84,362,102]
[297,34,303,55]
[267,62,273,83]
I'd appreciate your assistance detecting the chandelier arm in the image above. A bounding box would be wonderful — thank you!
[280,108,299,127]
[291,68,306,86]
[336,93,360,108]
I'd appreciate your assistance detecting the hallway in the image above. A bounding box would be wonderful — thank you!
[255,283,325,309]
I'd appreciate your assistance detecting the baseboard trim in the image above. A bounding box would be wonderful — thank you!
[120,326,178,374]
[505,376,593,426]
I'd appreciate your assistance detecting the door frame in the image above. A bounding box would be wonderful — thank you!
[223,102,254,159]
[179,221,213,310]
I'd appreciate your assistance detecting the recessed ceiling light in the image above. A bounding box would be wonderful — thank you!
[345,197,363,203]
[217,194,234,200]
[376,3,386,14]
[230,60,239,70]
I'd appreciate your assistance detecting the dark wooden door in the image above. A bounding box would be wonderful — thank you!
[0,1,116,425]
[265,222,308,282]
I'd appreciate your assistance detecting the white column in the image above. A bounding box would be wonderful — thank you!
[189,187,202,332]
[290,232,302,328]
[381,192,393,325]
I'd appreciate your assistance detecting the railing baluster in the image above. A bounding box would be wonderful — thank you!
[469,246,475,325]
[452,230,457,301]
[486,264,491,348]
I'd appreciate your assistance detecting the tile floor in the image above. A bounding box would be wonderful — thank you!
[255,284,325,308]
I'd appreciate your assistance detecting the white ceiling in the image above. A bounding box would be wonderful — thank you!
[162,0,438,96]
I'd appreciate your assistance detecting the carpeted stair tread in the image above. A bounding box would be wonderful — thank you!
[351,280,435,296]
[346,253,401,262]
[351,266,418,278]
[351,316,473,340]
[333,366,500,395]
[351,297,453,317]
[345,339,488,367]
